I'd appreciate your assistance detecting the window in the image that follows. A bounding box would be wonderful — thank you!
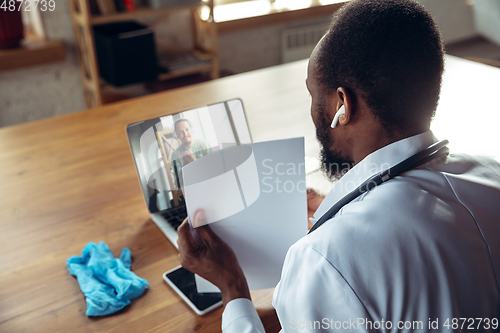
[213,0,345,23]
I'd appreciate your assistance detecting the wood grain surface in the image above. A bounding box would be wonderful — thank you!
[0,60,314,333]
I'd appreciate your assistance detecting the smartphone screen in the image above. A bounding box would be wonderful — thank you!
[165,267,222,311]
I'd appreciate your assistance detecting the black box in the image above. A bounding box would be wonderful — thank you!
[93,21,159,86]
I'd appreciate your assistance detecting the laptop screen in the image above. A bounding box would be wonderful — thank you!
[126,99,252,213]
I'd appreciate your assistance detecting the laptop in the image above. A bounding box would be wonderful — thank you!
[125,99,253,249]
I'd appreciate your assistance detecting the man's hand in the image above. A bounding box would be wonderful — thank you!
[182,151,196,165]
[177,210,251,305]
[307,189,325,229]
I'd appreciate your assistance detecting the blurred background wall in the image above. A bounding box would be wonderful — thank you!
[0,1,86,127]
[0,0,496,128]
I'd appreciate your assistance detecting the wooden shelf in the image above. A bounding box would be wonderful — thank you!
[0,37,65,72]
[90,4,204,25]
[97,50,213,89]
[69,0,218,108]
[158,63,213,80]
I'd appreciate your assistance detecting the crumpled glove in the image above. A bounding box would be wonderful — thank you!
[67,241,149,316]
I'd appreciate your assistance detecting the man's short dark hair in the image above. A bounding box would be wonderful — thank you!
[317,0,444,136]
[173,118,192,133]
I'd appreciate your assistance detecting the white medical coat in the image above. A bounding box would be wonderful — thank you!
[221,131,500,332]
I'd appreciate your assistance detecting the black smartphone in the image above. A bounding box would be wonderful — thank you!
[163,266,223,315]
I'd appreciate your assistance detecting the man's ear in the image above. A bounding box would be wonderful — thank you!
[336,87,353,125]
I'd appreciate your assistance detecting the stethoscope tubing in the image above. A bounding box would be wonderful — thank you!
[308,139,449,234]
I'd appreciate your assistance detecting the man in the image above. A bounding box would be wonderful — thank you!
[177,0,500,332]
[170,118,212,188]
[170,118,212,168]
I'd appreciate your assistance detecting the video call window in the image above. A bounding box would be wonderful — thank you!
[127,99,252,212]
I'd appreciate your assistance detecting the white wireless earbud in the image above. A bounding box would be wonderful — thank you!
[330,105,346,128]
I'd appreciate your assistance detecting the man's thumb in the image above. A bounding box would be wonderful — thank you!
[194,210,221,244]
[193,209,209,227]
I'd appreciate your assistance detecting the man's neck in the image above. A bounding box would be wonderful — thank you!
[352,128,428,165]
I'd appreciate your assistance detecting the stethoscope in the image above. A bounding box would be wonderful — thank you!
[308,139,450,234]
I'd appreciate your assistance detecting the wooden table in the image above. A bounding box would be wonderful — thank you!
[0,59,315,333]
[1,56,499,333]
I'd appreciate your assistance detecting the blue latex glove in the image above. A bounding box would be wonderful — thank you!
[67,241,149,316]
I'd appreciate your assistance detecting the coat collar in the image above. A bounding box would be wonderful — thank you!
[312,130,438,223]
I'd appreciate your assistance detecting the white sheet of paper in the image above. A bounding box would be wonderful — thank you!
[182,137,308,292]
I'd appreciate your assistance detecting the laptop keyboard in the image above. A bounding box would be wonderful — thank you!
[161,205,188,230]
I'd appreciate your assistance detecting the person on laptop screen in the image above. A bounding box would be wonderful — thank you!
[170,118,213,188]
